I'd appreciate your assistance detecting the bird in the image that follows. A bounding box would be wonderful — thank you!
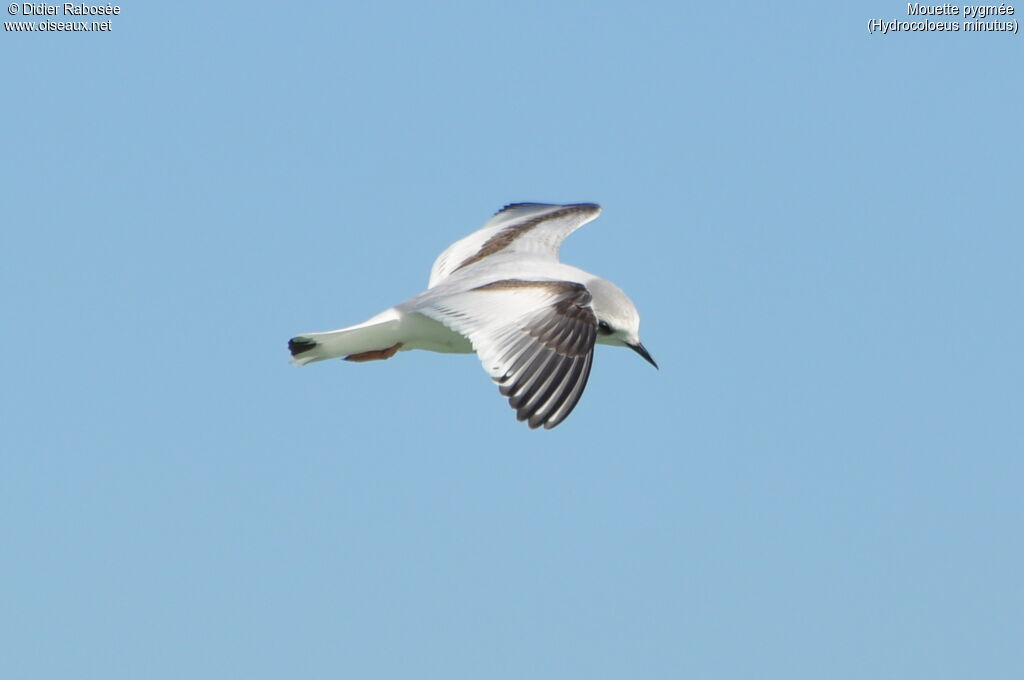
[288,202,656,429]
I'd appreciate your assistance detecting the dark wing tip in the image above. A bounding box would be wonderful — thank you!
[494,202,553,215]
[288,336,318,357]
[493,202,601,216]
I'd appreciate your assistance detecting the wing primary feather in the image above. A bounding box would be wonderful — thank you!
[500,332,546,382]
[543,352,594,429]
[532,356,585,427]
[508,349,560,408]
[519,355,576,425]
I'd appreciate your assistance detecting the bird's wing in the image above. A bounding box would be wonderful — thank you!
[428,203,601,288]
[417,279,597,429]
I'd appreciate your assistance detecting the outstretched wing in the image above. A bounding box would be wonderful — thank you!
[417,279,597,429]
[428,203,601,288]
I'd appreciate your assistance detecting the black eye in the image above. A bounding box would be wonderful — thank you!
[597,320,613,335]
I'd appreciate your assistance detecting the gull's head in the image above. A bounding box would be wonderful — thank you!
[587,278,657,369]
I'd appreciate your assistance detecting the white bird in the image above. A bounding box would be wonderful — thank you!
[288,202,656,429]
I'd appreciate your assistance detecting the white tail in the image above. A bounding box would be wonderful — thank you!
[288,309,403,365]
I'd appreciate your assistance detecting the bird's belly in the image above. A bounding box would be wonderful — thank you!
[400,312,474,354]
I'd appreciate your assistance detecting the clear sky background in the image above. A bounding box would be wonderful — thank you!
[3,2,1021,678]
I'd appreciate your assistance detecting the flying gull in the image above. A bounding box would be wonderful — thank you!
[288,202,656,429]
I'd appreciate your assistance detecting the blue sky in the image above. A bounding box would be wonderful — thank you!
[3,2,1021,678]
